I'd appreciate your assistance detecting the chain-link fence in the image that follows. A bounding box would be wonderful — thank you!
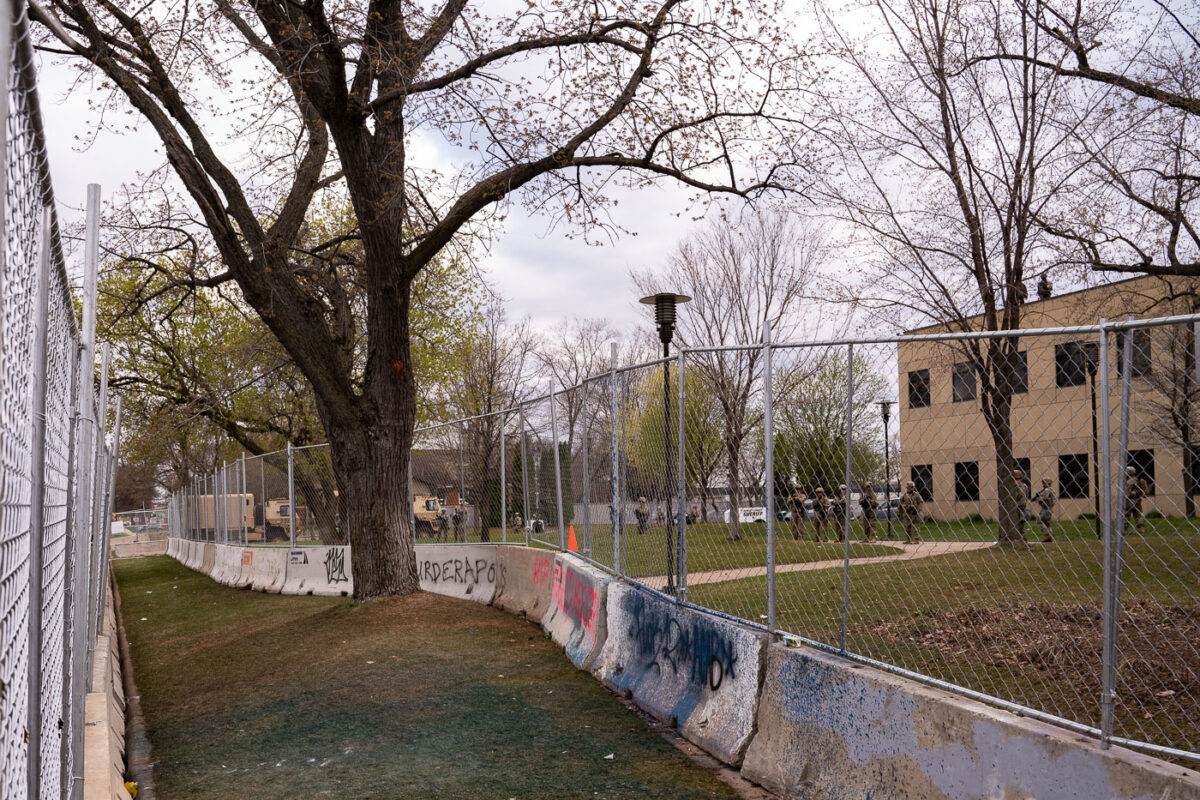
[164,315,1200,765]
[0,6,122,799]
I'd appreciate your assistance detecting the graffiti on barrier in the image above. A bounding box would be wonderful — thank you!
[532,555,553,587]
[623,590,737,691]
[289,550,309,565]
[551,561,599,633]
[419,557,496,593]
[324,548,349,583]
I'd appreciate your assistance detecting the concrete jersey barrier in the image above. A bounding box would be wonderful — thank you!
[415,544,497,604]
[493,546,556,623]
[592,583,767,767]
[281,546,353,596]
[247,548,287,592]
[741,644,1200,800]
[541,554,612,670]
[201,542,216,576]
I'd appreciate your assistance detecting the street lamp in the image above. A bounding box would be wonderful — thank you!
[640,292,691,596]
[878,400,896,540]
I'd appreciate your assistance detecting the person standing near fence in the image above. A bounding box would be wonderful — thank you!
[786,485,807,540]
[512,512,523,538]
[860,483,878,542]
[832,485,848,542]
[636,496,650,536]
[1125,466,1149,535]
[812,487,831,542]
[898,480,923,544]
[1013,469,1031,541]
[1032,478,1056,543]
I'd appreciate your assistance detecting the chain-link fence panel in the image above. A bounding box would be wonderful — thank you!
[1108,321,1200,756]
[292,445,347,546]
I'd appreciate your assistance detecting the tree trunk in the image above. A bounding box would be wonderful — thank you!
[989,404,1026,546]
[331,424,419,600]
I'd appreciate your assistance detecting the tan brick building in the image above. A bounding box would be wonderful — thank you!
[898,276,1200,522]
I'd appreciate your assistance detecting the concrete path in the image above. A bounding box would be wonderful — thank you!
[640,540,996,591]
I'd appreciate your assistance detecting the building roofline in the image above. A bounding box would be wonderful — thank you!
[902,274,1161,335]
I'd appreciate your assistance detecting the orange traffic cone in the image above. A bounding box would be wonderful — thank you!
[567,525,579,552]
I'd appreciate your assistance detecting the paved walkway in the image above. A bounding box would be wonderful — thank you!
[640,540,996,590]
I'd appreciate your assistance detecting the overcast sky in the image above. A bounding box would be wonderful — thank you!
[36,54,704,338]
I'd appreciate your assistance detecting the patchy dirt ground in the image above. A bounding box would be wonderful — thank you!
[866,599,1199,750]
[115,557,747,800]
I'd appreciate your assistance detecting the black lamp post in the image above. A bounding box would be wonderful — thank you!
[878,400,896,540]
[640,292,691,596]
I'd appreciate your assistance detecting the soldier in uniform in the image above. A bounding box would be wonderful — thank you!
[812,487,831,542]
[832,485,849,542]
[1124,466,1149,535]
[635,496,650,536]
[898,480,923,544]
[452,503,465,542]
[785,485,807,540]
[512,512,523,539]
[1013,469,1031,540]
[860,483,879,542]
[1032,478,1056,543]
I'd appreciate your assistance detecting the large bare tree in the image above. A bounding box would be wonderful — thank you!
[983,0,1200,277]
[34,0,806,598]
[815,0,1107,544]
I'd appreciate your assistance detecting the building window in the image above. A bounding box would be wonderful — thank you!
[908,369,930,408]
[1190,445,1200,495]
[955,461,980,502]
[1005,351,1028,394]
[910,464,933,502]
[1126,449,1155,495]
[1116,330,1152,378]
[952,363,976,403]
[1055,342,1091,387]
[1058,454,1090,499]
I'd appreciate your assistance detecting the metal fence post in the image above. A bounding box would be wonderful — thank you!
[458,421,466,540]
[68,181,100,800]
[1101,321,1133,748]
[86,343,110,685]
[841,343,855,653]
[581,396,592,556]
[764,321,776,637]
[97,397,122,635]
[519,406,530,546]
[500,412,507,544]
[550,382,566,550]
[676,348,687,600]
[25,206,53,800]
[240,454,247,544]
[619,370,629,576]
[610,343,620,576]
[287,442,296,549]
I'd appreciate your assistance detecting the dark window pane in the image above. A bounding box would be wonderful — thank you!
[1055,342,1089,387]
[1007,351,1028,394]
[954,461,979,501]
[1116,330,1152,378]
[1058,454,1089,499]
[1126,449,1155,496]
[1013,457,1030,484]
[911,464,933,502]
[1190,445,1200,496]
[908,369,930,408]
[952,363,976,403]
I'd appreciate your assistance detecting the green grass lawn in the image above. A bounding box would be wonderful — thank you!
[116,557,744,800]
[688,534,1199,758]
